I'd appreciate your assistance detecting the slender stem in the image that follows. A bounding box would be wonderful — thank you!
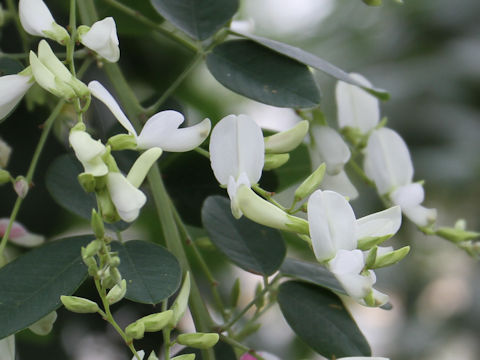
[347,159,375,187]
[101,0,198,52]
[145,52,204,116]
[219,335,266,360]
[162,301,171,360]
[6,0,30,57]
[0,101,64,260]
[67,0,78,73]
[194,147,210,159]
[252,185,288,212]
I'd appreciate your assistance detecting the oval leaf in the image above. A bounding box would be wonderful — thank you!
[206,40,321,108]
[111,240,181,304]
[46,154,128,231]
[0,235,92,339]
[150,0,238,40]
[231,31,389,100]
[278,281,371,358]
[201,196,286,276]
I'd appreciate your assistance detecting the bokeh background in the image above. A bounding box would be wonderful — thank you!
[1,0,479,359]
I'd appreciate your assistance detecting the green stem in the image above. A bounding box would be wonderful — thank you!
[219,335,266,360]
[194,147,210,159]
[101,0,198,52]
[6,0,30,57]
[0,101,64,259]
[67,0,78,73]
[252,185,288,212]
[162,301,171,360]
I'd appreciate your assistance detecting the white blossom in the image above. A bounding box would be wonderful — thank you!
[107,172,146,222]
[0,73,33,121]
[69,129,108,177]
[0,335,14,360]
[79,17,120,63]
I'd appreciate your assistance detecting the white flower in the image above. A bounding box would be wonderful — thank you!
[88,81,210,151]
[0,335,15,360]
[0,218,44,247]
[69,129,108,177]
[364,128,437,227]
[0,73,33,121]
[79,17,120,63]
[132,350,145,360]
[19,0,69,44]
[336,73,380,134]
[209,114,264,218]
[107,172,146,222]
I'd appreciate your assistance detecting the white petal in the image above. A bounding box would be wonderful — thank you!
[364,128,414,194]
[126,147,162,188]
[88,81,137,136]
[311,126,350,175]
[307,190,357,262]
[69,130,108,176]
[336,73,380,134]
[356,206,402,239]
[0,218,44,247]
[390,183,424,208]
[402,205,437,227]
[227,172,250,219]
[132,350,145,360]
[321,171,359,200]
[107,172,146,222]
[19,0,55,36]
[209,114,264,186]
[38,40,72,82]
[28,311,57,335]
[0,335,15,360]
[137,111,210,152]
[80,17,120,63]
[0,74,32,120]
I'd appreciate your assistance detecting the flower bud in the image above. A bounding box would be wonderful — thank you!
[236,185,309,234]
[61,295,100,313]
[82,239,102,259]
[138,310,173,332]
[0,138,12,168]
[14,176,29,198]
[147,351,159,360]
[78,173,96,193]
[125,320,145,340]
[436,227,480,243]
[169,272,191,327]
[28,311,57,336]
[264,120,309,153]
[97,188,120,223]
[107,134,137,151]
[229,278,241,308]
[0,169,11,185]
[78,17,120,63]
[263,153,289,170]
[294,163,326,202]
[126,147,163,188]
[176,333,219,350]
[171,355,195,360]
[357,234,391,251]
[106,279,127,305]
[91,209,105,239]
[371,246,410,269]
[365,246,378,269]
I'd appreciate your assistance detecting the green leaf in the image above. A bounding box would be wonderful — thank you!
[201,196,286,275]
[111,240,181,304]
[232,31,389,100]
[206,40,321,108]
[280,258,346,295]
[0,235,92,339]
[150,0,238,40]
[46,154,128,231]
[278,281,371,358]
[0,58,23,76]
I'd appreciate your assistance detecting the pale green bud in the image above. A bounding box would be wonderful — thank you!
[147,351,159,360]
[110,267,122,284]
[371,246,410,269]
[0,137,12,168]
[229,278,241,308]
[365,246,378,269]
[176,333,219,350]
[294,163,326,202]
[264,120,309,153]
[106,279,127,305]
[236,185,309,234]
[109,256,121,267]
[169,272,191,327]
[77,25,90,37]
[0,169,11,185]
[29,311,57,336]
[171,355,195,360]
[83,239,102,258]
[78,173,96,193]
[436,227,480,243]
[125,320,145,340]
[263,153,289,170]
[127,147,162,188]
[107,134,137,151]
[42,22,70,45]
[61,295,100,313]
[357,234,391,251]
[254,283,264,308]
[97,188,120,223]
[362,0,382,6]
[91,209,105,239]
[138,310,173,332]
[14,176,29,198]
[364,289,376,307]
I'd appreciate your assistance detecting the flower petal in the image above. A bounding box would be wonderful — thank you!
[320,171,359,200]
[107,172,146,222]
[19,0,55,36]
[0,74,32,120]
[88,80,137,136]
[69,130,108,177]
[311,126,351,175]
[307,190,357,262]
[390,183,424,208]
[80,17,120,62]
[126,147,162,188]
[402,205,437,227]
[364,128,414,194]
[356,206,402,240]
[209,114,264,186]
[0,335,15,360]
[336,73,380,134]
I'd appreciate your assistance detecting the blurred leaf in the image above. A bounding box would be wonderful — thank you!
[278,281,371,358]
[0,58,23,75]
[0,235,92,339]
[280,258,345,295]
[150,0,238,40]
[111,240,182,304]
[270,143,311,192]
[201,196,286,275]
[45,154,129,231]
[232,31,389,100]
[206,40,321,108]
